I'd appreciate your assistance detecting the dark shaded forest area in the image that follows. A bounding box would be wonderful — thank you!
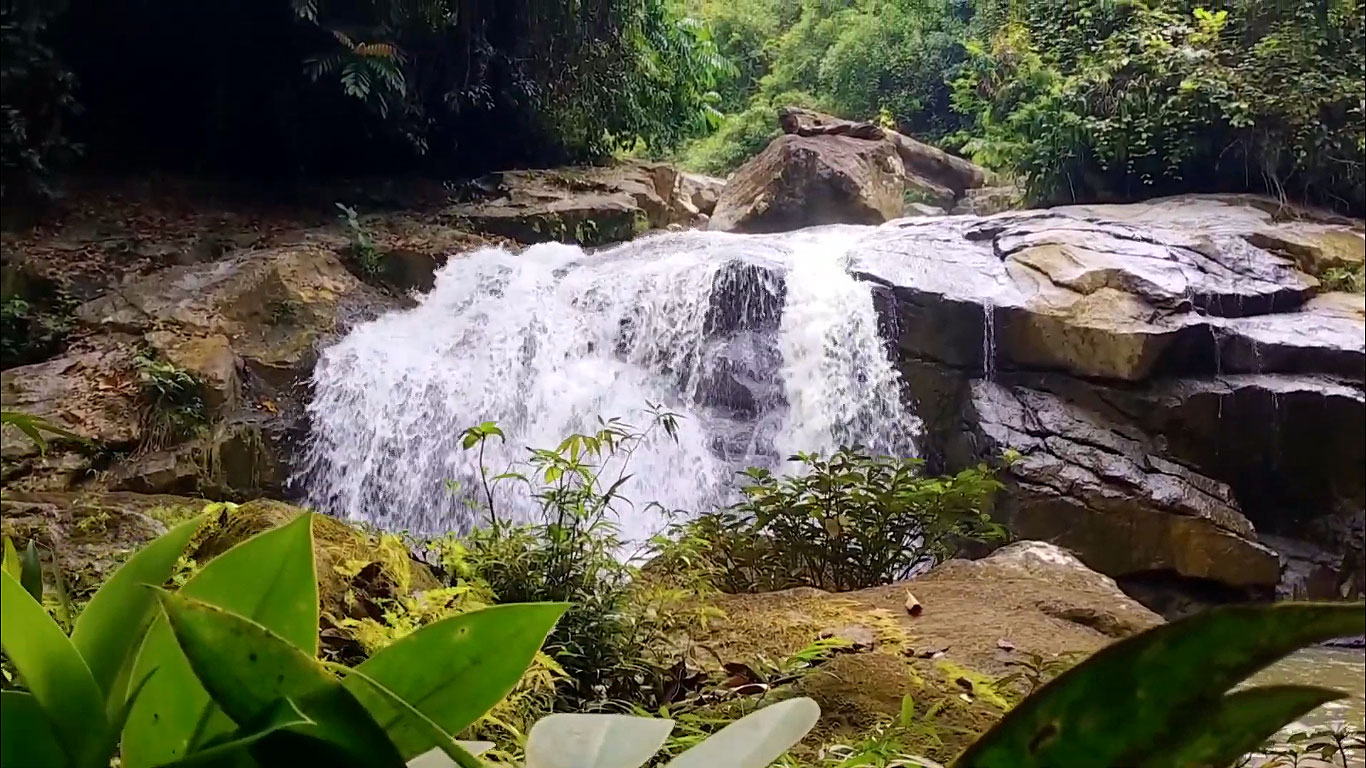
[3,0,1364,214]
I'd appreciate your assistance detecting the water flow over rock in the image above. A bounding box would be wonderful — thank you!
[298,228,917,538]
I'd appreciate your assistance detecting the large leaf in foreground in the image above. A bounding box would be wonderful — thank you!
[1139,685,1343,768]
[666,697,821,768]
[156,698,313,768]
[347,602,567,759]
[525,713,676,768]
[158,590,404,767]
[123,513,319,768]
[952,602,1365,768]
[71,513,204,703]
[0,571,106,765]
[1,691,68,768]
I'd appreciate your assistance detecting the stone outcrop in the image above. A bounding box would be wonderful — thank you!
[777,106,989,197]
[697,540,1159,758]
[850,194,1365,604]
[709,134,907,232]
[3,243,396,500]
[710,107,994,232]
[445,162,714,245]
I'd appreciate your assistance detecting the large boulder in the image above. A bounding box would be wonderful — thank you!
[446,162,708,245]
[76,243,392,385]
[851,194,1365,605]
[777,106,989,198]
[691,540,1159,759]
[709,134,906,233]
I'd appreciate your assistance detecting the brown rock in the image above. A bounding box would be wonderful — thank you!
[709,134,906,233]
[76,245,393,386]
[1,336,143,459]
[777,105,988,195]
[143,332,240,412]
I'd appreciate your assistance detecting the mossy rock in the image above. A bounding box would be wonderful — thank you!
[187,499,440,627]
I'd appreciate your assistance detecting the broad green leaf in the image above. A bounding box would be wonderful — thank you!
[123,513,319,768]
[526,713,676,768]
[0,570,107,766]
[157,590,405,768]
[347,602,567,759]
[665,697,821,768]
[1,691,68,768]
[20,540,43,600]
[1139,685,1342,768]
[2,536,21,581]
[336,666,485,768]
[952,603,1366,768]
[72,514,204,704]
[155,698,313,768]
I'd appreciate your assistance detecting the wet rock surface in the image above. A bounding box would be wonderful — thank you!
[855,195,1365,604]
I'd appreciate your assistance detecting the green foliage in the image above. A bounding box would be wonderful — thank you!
[817,694,953,767]
[1321,263,1366,294]
[0,294,72,368]
[294,0,730,162]
[0,514,204,768]
[680,0,971,174]
[990,651,1083,698]
[451,408,706,709]
[677,448,1006,593]
[0,410,88,454]
[134,353,208,445]
[123,514,320,767]
[1255,722,1366,768]
[345,604,570,760]
[0,0,80,204]
[953,602,1365,768]
[952,0,1366,213]
[337,203,385,276]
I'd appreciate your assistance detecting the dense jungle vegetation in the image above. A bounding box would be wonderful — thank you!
[2,0,1362,213]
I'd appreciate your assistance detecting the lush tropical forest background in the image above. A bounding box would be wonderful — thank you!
[3,0,1363,212]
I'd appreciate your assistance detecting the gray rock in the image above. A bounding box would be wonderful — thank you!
[710,134,907,233]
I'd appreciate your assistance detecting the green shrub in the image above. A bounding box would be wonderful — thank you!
[447,410,713,710]
[336,203,384,276]
[680,0,971,174]
[2,493,1363,767]
[0,0,80,205]
[674,448,1007,593]
[134,353,207,446]
[953,0,1366,214]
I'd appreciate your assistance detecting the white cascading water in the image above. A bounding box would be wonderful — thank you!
[297,226,918,540]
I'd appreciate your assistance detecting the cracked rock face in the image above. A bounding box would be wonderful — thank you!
[860,195,1364,601]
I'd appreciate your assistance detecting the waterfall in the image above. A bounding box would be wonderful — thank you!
[297,226,918,540]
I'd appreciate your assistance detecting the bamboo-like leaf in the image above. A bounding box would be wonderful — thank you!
[1139,685,1343,768]
[526,713,676,768]
[156,590,404,767]
[0,571,107,766]
[347,603,567,760]
[2,536,21,582]
[20,540,43,600]
[665,697,821,768]
[72,514,204,704]
[1,691,69,768]
[952,603,1366,768]
[123,514,319,768]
